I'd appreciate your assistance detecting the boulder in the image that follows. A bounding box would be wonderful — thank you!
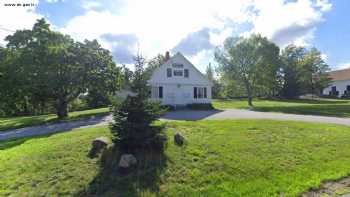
[118,154,137,168]
[88,136,111,158]
[174,133,185,146]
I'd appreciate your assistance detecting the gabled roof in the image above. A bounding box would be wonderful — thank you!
[329,68,350,81]
[175,52,213,85]
[149,52,213,86]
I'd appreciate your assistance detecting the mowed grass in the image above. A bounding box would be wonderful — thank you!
[2,120,350,196]
[0,126,111,196]
[213,98,350,118]
[0,107,110,132]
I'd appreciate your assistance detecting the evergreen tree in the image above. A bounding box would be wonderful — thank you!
[111,52,166,151]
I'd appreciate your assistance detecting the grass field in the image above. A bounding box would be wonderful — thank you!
[213,98,350,118]
[2,120,350,196]
[0,107,110,132]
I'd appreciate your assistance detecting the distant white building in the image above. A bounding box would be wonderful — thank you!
[323,68,350,97]
[148,52,213,106]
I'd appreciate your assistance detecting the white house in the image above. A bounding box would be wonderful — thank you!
[148,52,213,106]
[323,68,350,97]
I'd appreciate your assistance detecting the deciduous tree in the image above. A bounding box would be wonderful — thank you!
[215,34,280,106]
[5,18,121,118]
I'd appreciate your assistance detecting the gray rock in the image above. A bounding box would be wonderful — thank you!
[89,136,111,158]
[174,133,185,146]
[118,154,137,168]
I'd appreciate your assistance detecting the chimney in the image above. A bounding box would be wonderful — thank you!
[165,51,170,61]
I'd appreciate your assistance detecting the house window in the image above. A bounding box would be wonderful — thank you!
[151,86,163,99]
[332,86,336,92]
[174,70,183,76]
[194,87,197,98]
[167,68,172,77]
[331,86,339,96]
[172,63,184,68]
[347,85,350,91]
[194,87,207,99]
[159,86,163,98]
[184,69,189,78]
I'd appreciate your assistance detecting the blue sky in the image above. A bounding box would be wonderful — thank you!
[311,0,350,69]
[0,0,349,71]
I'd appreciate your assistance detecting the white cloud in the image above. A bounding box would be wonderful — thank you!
[61,0,254,62]
[0,0,332,70]
[82,1,102,10]
[336,62,350,70]
[0,0,42,45]
[189,49,216,73]
[250,0,331,47]
[45,0,65,3]
[316,0,332,11]
[61,0,331,66]
[321,53,328,61]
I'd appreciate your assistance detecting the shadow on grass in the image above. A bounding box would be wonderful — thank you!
[254,104,350,118]
[76,123,169,197]
[76,145,168,197]
[0,133,55,150]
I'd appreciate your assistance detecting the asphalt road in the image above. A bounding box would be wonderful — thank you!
[1,109,349,141]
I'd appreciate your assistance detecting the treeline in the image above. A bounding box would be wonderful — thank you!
[0,19,331,116]
[208,35,330,106]
[0,19,123,118]
[0,19,168,118]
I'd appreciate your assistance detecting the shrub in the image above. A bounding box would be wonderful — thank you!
[110,95,167,151]
[163,105,176,111]
[186,103,214,110]
[341,91,350,99]
[69,98,88,111]
[108,95,125,107]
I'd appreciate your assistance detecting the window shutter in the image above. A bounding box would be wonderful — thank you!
[194,87,197,98]
[167,68,172,77]
[184,69,189,78]
[159,86,163,98]
[204,87,207,98]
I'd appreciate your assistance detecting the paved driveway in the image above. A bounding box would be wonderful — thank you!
[162,109,350,126]
[0,115,113,141]
[1,109,349,141]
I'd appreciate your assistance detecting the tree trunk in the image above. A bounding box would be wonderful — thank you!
[248,96,253,107]
[246,85,254,108]
[57,97,68,119]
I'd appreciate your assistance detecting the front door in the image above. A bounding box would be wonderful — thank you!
[174,85,185,105]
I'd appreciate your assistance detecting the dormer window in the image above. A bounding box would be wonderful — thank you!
[184,69,189,78]
[174,70,183,76]
[172,63,183,68]
[167,68,172,77]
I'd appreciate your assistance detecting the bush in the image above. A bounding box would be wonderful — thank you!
[320,94,339,99]
[108,95,125,107]
[69,98,88,111]
[341,91,350,99]
[110,95,167,151]
[163,105,176,111]
[85,90,111,108]
[186,103,214,110]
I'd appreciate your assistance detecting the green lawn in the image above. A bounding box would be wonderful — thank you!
[213,98,350,118]
[0,107,110,132]
[2,120,350,196]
